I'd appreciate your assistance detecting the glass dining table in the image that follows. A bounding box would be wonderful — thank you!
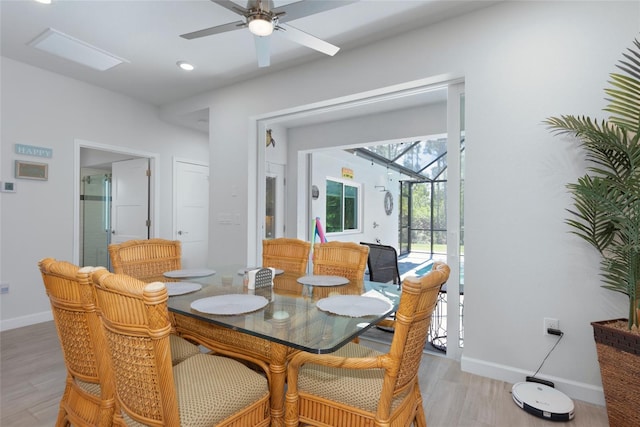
[167,266,400,427]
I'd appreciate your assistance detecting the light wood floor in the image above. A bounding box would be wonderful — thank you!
[1,321,609,426]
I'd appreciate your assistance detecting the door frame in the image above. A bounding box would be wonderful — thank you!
[73,138,159,265]
[248,75,465,359]
[249,73,464,262]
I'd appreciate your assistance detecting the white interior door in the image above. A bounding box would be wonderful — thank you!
[111,158,150,244]
[175,160,209,268]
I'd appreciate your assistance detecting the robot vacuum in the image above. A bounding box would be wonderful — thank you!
[512,382,575,421]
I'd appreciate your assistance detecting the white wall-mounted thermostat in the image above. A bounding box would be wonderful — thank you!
[0,181,16,193]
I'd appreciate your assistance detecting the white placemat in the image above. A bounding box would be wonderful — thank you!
[237,267,284,276]
[296,275,349,286]
[190,294,268,315]
[316,295,393,317]
[165,281,202,296]
[163,268,216,279]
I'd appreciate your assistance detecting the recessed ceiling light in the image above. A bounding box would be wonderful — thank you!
[34,0,52,4]
[177,61,194,71]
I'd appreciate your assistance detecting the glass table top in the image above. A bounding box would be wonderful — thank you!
[167,267,400,354]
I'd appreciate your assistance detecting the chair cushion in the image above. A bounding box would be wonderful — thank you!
[174,353,269,426]
[298,343,388,412]
[170,334,201,365]
[121,353,269,426]
[75,378,102,396]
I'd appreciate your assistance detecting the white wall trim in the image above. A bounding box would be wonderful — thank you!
[73,139,160,265]
[461,355,605,406]
[0,310,53,331]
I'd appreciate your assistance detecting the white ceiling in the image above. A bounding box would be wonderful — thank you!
[1,1,499,101]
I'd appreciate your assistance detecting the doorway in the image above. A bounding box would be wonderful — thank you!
[73,139,159,267]
[252,77,465,359]
[265,162,285,239]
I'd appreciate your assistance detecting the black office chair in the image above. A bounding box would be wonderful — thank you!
[361,242,401,333]
[361,242,401,287]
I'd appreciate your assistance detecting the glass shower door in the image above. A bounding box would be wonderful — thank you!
[81,173,111,268]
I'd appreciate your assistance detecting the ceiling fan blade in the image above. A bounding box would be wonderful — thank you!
[274,0,358,23]
[180,20,245,40]
[254,35,271,68]
[277,23,339,56]
[210,0,249,16]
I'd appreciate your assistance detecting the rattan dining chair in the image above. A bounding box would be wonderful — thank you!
[108,238,182,283]
[312,241,369,299]
[312,241,369,281]
[262,238,311,274]
[91,269,271,427]
[39,258,116,427]
[284,261,450,427]
[108,238,203,365]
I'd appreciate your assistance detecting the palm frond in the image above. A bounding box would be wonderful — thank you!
[606,39,640,132]
[615,39,640,79]
[546,39,640,329]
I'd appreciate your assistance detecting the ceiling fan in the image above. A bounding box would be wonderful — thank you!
[180,0,357,67]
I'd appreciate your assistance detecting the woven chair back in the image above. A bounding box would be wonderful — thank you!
[312,241,369,281]
[391,261,450,391]
[38,258,115,426]
[91,270,180,426]
[262,238,311,274]
[108,238,181,283]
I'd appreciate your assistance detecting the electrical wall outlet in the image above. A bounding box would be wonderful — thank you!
[544,317,559,335]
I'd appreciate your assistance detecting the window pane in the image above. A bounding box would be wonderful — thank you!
[410,229,431,253]
[432,231,447,254]
[432,181,447,229]
[344,185,358,230]
[326,180,343,232]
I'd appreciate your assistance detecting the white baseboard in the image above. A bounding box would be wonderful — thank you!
[0,311,53,332]
[461,355,605,406]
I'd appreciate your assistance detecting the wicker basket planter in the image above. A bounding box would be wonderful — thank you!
[591,319,640,427]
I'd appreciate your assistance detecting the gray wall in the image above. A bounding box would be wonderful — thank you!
[0,57,208,327]
[161,1,640,404]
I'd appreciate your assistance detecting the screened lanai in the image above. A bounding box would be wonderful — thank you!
[349,133,465,351]
[347,133,461,259]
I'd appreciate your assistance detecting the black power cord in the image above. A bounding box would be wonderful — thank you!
[527,328,564,387]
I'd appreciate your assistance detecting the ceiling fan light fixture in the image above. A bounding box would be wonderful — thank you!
[248,14,274,37]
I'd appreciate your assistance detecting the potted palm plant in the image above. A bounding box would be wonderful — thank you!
[545,39,639,427]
